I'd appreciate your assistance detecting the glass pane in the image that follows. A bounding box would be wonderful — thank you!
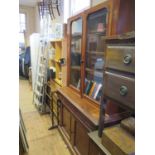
[19,13,26,32]
[20,13,26,23]
[21,23,26,32]
[84,8,108,102]
[70,18,82,89]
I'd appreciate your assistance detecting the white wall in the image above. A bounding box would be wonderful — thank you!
[19,5,36,46]
[34,5,40,33]
[48,0,64,25]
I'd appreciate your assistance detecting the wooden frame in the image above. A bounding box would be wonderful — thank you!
[67,12,84,97]
[67,1,113,103]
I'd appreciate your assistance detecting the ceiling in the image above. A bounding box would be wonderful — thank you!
[19,0,41,7]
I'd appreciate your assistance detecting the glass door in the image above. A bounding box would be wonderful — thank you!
[70,18,82,90]
[84,8,108,102]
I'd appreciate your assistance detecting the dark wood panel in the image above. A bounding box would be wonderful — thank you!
[105,45,135,73]
[117,0,135,34]
[111,0,135,35]
[89,140,106,155]
[58,126,77,155]
[75,121,89,155]
[70,116,76,146]
[104,72,135,110]
[62,106,71,140]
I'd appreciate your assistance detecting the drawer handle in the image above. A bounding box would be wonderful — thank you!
[120,86,128,96]
[123,54,132,65]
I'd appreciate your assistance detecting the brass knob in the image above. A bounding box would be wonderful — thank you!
[123,54,132,65]
[120,85,128,96]
[80,60,84,64]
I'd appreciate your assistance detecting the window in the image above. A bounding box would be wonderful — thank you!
[19,13,26,52]
[19,13,26,33]
[71,0,90,16]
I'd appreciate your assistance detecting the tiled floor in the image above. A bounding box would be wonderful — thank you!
[19,78,71,155]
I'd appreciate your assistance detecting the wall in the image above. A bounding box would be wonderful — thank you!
[91,0,107,6]
[48,0,64,27]
[19,5,36,46]
[34,5,40,33]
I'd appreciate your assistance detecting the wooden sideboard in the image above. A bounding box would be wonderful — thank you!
[57,87,131,155]
[57,87,99,155]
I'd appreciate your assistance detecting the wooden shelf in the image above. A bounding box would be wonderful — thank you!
[50,59,61,64]
[71,66,81,70]
[72,33,82,38]
[50,39,63,42]
[88,31,106,36]
[54,78,62,86]
[49,39,63,82]
[49,80,61,91]
[87,51,105,55]
[86,68,103,74]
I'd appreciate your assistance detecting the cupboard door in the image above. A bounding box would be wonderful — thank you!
[84,8,108,102]
[62,106,71,140]
[75,121,89,155]
[70,115,76,146]
[70,18,82,90]
[89,140,106,155]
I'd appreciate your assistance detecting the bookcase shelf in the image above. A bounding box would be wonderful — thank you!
[86,51,105,55]
[71,66,81,70]
[50,59,61,63]
[86,68,103,74]
[72,33,82,38]
[54,78,62,86]
[88,31,106,36]
[49,40,63,86]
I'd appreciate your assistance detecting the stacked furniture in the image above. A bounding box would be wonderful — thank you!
[56,0,135,155]
[89,33,135,155]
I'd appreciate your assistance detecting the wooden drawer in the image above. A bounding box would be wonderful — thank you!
[105,45,135,73]
[104,72,135,110]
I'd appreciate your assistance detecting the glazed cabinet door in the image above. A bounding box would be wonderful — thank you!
[84,8,108,102]
[69,17,83,91]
